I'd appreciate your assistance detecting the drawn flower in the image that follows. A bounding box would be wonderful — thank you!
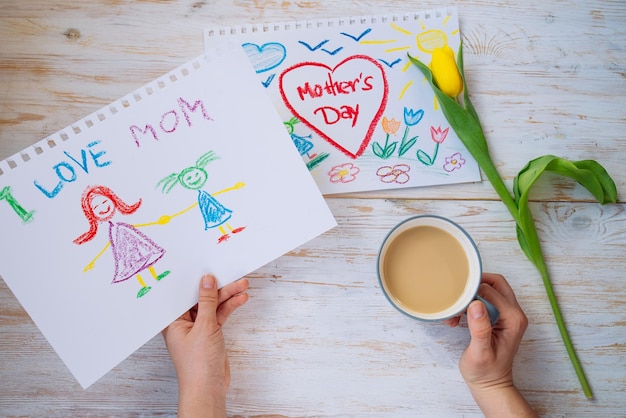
[381,117,401,135]
[403,107,424,127]
[417,125,449,166]
[443,153,466,172]
[430,125,449,144]
[373,117,401,159]
[429,46,463,98]
[376,164,410,184]
[328,163,360,183]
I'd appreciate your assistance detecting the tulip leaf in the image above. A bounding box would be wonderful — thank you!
[513,155,618,262]
[399,136,418,156]
[514,155,617,205]
[416,149,434,166]
[371,142,384,158]
[383,142,397,159]
[456,42,480,124]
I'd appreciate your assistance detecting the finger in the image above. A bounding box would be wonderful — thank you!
[478,282,509,307]
[444,315,462,327]
[477,282,513,324]
[218,278,250,305]
[194,274,219,331]
[465,300,494,362]
[478,283,528,348]
[479,280,523,320]
[216,292,249,326]
[480,273,518,303]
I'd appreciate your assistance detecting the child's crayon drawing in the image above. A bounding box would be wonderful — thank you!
[205,7,481,194]
[75,185,171,299]
[157,151,246,244]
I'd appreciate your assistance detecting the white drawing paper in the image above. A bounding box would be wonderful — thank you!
[205,7,481,194]
[0,44,336,389]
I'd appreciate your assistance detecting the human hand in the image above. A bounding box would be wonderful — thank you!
[447,273,537,417]
[162,274,249,417]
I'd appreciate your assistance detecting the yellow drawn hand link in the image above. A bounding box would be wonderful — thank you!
[84,242,110,272]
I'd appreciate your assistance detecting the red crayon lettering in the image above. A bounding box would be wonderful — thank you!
[341,79,356,93]
[297,82,323,100]
[314,104,360,127]
[362,75,374,91]
[299,72,374,101]
[314,106,340,125]
[324,72,358,96]
[323,73,337,96]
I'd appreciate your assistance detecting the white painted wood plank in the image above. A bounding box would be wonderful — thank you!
[1,199,625,416]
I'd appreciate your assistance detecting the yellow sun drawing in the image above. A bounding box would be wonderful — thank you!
[359,14,459,104]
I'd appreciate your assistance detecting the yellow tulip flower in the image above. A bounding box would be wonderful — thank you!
[429,46,463,98]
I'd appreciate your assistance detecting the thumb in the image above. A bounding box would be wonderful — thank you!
[194,275,219,329]
[466,300,493,358]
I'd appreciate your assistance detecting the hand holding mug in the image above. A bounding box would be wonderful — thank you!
[449,273,536,417]
[377,215,498,324]
[377,216,535,416]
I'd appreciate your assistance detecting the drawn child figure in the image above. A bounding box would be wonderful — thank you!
[283,117,315,159]
[283,117,330,171]
[157,151,246,244]
[74,185,170,299]
[284,117,315,159]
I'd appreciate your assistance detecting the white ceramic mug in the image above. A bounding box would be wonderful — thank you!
[377,215,499,324]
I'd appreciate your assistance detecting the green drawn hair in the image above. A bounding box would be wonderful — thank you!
[157,151,219,193]
[284,116,300,135]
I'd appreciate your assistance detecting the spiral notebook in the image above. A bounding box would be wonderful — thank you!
[204,7,480,194]
[0,43,336,388]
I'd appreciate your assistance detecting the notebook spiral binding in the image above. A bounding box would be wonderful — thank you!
[0,41,236,177]
[205,7,455,38]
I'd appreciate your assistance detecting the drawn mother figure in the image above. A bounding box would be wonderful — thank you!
[74,185,170,298]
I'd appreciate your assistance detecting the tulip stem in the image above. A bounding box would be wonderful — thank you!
[479,153,593,399]
[478,157,520,223]
[534,249,594,398]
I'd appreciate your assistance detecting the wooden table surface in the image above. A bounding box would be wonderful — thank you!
[1,1,625,416]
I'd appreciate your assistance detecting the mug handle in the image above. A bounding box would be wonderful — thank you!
[475,295,500,326]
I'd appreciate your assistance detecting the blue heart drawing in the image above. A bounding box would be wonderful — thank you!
[242,42,287,74]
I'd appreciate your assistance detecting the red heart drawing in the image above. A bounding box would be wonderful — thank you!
[279,55,388,159]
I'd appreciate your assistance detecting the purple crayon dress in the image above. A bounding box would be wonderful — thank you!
[108,221,165,284]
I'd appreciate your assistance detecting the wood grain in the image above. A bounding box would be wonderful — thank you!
[1,0,625,416]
